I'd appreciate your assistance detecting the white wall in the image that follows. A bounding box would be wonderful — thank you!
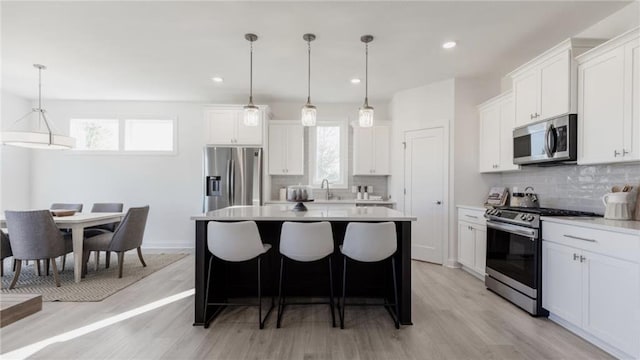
[0,91,32,212]
[576,1,639,39]
[28,100,204,249]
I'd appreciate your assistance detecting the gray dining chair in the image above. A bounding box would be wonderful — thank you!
[1,231,12,277]
[5,210,73,288]
[84,203,124,270]
[50,203,83,212]
[82,206,149,278]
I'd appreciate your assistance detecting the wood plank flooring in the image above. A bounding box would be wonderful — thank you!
[0,255,613,359]
[0,294,42,328]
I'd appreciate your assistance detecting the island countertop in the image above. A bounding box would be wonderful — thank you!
[191,205,417,222]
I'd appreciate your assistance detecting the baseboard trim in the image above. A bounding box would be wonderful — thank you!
[445,259,460,268]
[141,247,194,254]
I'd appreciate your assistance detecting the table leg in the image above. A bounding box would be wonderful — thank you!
[73,225,84,283]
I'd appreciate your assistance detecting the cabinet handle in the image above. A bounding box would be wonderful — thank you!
[573,253,580,261]
[564,234,597,243]
[530,114,534,120]
[535,113,540,118]
[614,150,621,157]
[580,255,587,263]
[623,149,629,156]
[465,215,478,219]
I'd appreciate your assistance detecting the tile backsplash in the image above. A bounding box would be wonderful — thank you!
[500,162,640,215]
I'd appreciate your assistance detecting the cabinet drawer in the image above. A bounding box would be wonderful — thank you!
[542,221,640,263]
[458,208,486,225]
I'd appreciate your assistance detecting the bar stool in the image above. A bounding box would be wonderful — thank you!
[277,221,335,328]
[339,222,399,329]
[204,221,274,329]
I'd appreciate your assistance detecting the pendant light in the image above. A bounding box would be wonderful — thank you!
[243,33,260,127]
[358,35,374,127]
[301,33,317,127]
[0,64,75,149]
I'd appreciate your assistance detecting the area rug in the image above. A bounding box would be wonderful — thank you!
[0,253,187,302]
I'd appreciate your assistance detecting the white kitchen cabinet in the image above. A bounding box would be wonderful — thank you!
[577,28,640,165]
[478,92,519,173]
[204,107,264,145]
[456,207,487,279]
[542,219,640,359]
[268,123,304,175]
[510,38,603,127]
[353,124,390,175]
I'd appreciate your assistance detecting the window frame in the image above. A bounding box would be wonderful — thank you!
[307,119,349,189]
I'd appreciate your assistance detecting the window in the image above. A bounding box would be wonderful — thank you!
[70,118,176,154]
[308,120,348,188]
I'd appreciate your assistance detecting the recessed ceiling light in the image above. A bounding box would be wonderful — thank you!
[442,41,457,49]
[351,78,361,84]
[212,76,224,83]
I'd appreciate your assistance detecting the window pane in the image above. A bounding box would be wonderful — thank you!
[124,119,174,151]
[70,119,119,151]
[314,126,341,183]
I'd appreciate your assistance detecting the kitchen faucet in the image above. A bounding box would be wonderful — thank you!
[321,178,333,200]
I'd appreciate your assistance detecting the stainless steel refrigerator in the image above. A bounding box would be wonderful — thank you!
[203,147,262,212]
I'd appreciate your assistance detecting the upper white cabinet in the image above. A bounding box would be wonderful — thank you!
[510,38,603,127]
[478,92,519,173]
[577,28,640,165]
[204,107,264,145]
[353,124,390,175]
[268,122,304,175]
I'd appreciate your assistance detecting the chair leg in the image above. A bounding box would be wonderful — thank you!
[60,255,66,272]
[13,259,17,272]
[258,256,264,329]
[1,259,3,277]
[51,258,60,287]
[9,260,22,289]
[203,256,214,329]
[94,252,100,271]
[137,247,147,267]
[82,251,90,277]
[391,257,400,329]
[36,259,41,276]
[105,252,111,269]
[329,257,336,328]
[46,259,50,276]
[277,256,285,328]
[340,256,347,329]
[117,252,125,278]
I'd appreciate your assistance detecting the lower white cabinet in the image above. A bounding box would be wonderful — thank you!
[542,220,640,359]
[457,207,487,278]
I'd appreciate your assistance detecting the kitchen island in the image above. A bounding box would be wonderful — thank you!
[191,205,416,327]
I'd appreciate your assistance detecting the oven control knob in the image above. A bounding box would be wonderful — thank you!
[526,215,534,221]
[496,210,502,215]
[520,214,527,220]
[489,210,496,215]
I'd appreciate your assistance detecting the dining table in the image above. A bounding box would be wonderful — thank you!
[1,212,125,283]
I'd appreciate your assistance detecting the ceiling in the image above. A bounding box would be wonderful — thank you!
[1,1,630,104]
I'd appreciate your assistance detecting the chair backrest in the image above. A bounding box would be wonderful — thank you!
[342,222,397,262]
[91,203,124,231]
[280,221,333,262]
[108,206,149,252]
[50,203,83,212]
[208,221,266,262]
[5,210,66,260]
[1,231,12,260]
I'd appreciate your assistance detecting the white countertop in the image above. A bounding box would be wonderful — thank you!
[264,199,396,205]
[456,205,487,212]
[542,216,640,236]
[191,205,416,221]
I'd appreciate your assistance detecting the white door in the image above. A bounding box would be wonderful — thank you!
[513,71,539,127]
[404,127,445,264]
[353,127,373,175]
[542,241,583,327]
[624,40,640,161]
[268,124,287,175]
[499,96,519,171]
[478,104,501,172]
[473,225,487,276]
[285,125,304,175]
[539,51,570,119]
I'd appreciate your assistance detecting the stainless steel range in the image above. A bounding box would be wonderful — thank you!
[484,207,597,316]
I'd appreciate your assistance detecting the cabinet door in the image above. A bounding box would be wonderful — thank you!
[513,71,539,127]
[473,225,487,276]
[236,111,263,145]
[353,127,374,175]
[499,96,519,171]
[268,125,287,175]
[373,126,391,175]
[623,40,640,161]
[578,47,625,164]
[285,125,304,175]
[542,241,583,327]
[582,251,640,358]
[540,51,570,119]
[205,110,236,145]
[478,104,501,172]
[458,222,475,268]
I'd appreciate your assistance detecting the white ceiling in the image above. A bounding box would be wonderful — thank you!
[1,1,630,104]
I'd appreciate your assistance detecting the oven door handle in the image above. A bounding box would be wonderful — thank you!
[487,220,538,239]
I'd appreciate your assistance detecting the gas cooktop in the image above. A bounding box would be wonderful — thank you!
[485,207,599,228]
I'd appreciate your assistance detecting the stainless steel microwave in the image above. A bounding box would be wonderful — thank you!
[513,114,577,165]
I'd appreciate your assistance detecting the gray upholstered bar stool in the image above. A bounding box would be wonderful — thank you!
[277,221,335,328]
[204,221,274,329]
[339,222,400,329]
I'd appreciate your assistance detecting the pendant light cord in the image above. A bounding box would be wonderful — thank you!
[307,40,311,104]
[249,41,254,104]
[364,42,369,106]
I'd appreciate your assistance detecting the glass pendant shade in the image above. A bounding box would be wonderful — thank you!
[243,104,260,126]
[358,105,374,128]
[301,104,317,127]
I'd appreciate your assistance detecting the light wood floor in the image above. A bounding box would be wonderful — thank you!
[0,255,612,359]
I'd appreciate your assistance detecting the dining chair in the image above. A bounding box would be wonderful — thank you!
[1,231,12,278]
[84,203,124,270]
[82,206,149,278]
[50,203,83,212]
[5,210,73,288]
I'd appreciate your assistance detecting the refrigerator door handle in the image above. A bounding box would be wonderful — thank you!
[226,159,232,206]
[229,159,236,206]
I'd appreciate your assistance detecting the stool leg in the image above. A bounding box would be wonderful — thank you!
[340,256,347,329]
[203,256,214,329]
[328,257,336,327]
[257,256,264,329]
[391,257,400,329]
[277,256,285,328]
